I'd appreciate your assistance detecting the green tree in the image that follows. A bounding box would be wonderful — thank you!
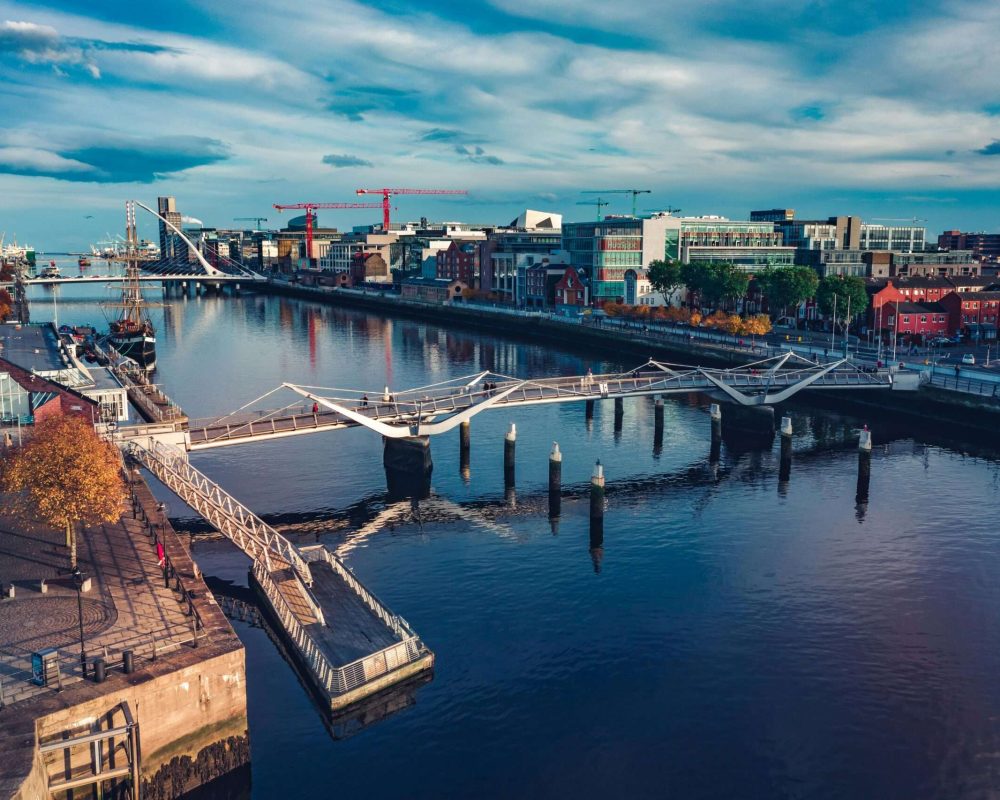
[647,259,683,302]
[680,262,710,307]
[816,275,868,328]
[696,262,749,310]
[757,266,819,318]
[2,415,126,570]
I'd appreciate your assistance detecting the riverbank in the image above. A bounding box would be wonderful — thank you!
[0,478,249,800]
[263,280,1000,436]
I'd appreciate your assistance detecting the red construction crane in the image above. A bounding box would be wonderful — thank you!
[355,188,468,230]
[272,202,381,264]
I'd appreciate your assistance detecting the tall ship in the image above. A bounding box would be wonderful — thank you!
[102,202,158,369]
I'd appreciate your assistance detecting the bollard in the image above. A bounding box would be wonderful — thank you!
[504,423,516,487]
[122,649,134,674]
[614,397,624,416]
[710,403,722,443]
[459,420,471,455]
[93,658,106,683]
[548,442,562,518]
[585,399,595,420]
[856,426,872,505]
[590,460,605,531]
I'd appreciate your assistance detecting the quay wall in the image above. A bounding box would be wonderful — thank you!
[261,282,1000,435]
[1,481,249,800]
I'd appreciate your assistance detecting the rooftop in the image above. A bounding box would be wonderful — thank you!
[0,323,63,372]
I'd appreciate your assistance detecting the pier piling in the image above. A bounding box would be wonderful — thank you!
[710,403,722,443]
[590,461,605,571]
[856,427,872,505]
[779,416,792,486]
[585,399,595,420]
[548,442,562,518]
[504,423,516,487]
[654,398,664,455]
[459,421,471,478]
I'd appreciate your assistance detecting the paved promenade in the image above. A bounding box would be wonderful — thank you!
[0,498,197,705]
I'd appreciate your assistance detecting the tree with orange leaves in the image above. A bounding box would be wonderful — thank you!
[1,416,126,570]
[0,288,12,320]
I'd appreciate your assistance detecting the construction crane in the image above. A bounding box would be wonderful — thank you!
[583,189,651,217]
[577,198,610,221]
[233,217,269,230]
[272,202,381,264]
[870,217,927,224]
[355,188,468,230]
[645,206,682,215]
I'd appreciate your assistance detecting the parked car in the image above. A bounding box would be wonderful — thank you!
[962,353,976,365]
[929,337,953,347]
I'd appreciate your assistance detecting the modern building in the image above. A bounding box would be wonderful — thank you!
[674,217,795,271]
[562,216,675,303]
[749,208,796,223]
[157,196,187,262]
[858,223,926,253]
[891,250,979,277]
[938,230,1000,264]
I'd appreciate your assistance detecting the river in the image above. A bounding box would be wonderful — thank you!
[27,275,1000,799]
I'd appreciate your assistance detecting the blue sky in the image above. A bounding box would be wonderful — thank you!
[1,0,998,250]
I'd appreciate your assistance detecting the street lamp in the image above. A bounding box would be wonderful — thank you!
[72,567,87,679]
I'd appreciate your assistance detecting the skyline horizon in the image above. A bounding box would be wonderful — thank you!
[1,0,998,249]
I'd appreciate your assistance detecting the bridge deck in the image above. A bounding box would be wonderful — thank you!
[181,364,893,450]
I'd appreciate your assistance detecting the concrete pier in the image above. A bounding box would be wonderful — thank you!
[653,398,665,456]
[504,423,516,487]
[383,436,432,499]
[548,442,562,519]
[710,403,722,444]
[459,421,471,479]
[589,461,605,573]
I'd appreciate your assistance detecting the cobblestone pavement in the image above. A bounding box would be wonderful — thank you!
[0,505,197,705]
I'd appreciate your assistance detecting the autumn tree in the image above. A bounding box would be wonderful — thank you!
[0,288,12,320]
[1,416,126,570]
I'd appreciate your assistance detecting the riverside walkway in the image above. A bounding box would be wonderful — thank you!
[126,440,434,711]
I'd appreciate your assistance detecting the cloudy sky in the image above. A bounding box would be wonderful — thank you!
[1,0,998,250]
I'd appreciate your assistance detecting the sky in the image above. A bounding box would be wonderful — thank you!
[0,0,999,251]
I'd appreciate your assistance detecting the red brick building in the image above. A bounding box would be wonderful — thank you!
[884,302,950,342]
[939,291,1000,341]
[0,356,99,425]
[436,241,479,285]
[554,267,589,311]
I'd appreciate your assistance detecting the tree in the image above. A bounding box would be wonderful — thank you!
[2,416,126,570]
[816,275,868,328]
[756,266,818,319]
[647,259,684,303]
[691,262,749,311]
[0,289,12,320]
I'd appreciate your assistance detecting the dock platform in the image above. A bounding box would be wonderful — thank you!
[253,545,433,711]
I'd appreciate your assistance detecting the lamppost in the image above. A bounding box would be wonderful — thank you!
[72,567,87,679]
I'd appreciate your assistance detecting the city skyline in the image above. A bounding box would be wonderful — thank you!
[1,0,999,249]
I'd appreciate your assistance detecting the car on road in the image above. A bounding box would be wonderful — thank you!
[962,353,976,365]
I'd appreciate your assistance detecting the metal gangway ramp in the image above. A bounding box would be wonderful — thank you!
[127,441,434,710]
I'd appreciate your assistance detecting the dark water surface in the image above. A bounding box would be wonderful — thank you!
[28,281,1000,799]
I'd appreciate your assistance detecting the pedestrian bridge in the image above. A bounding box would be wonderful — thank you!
[117,354,904,453]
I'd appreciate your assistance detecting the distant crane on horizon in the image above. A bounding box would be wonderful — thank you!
[355,188,468,230]
[869,217,928,224]
[272,202,381,265]
[233,216,269,230]
[644,206,682,216]
[583,188,651,217]
[577,198,610,220]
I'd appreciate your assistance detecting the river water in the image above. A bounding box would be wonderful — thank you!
[27,276,1000,799]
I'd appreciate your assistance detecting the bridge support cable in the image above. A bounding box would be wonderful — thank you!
[127,442,321,614]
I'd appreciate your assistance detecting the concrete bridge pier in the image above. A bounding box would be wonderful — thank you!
[589,461,605,574]
[720,403,775,449]
[585,400,595,421]
[459,421,471,483]
[710,403,722,445]
[383,436,432,499]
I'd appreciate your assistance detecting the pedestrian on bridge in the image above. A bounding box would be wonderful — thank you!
[312,401,319,414]
[362,395,369,407]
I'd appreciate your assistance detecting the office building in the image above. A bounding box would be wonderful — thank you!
[937,230,1000,264]
[157,196,187,262]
